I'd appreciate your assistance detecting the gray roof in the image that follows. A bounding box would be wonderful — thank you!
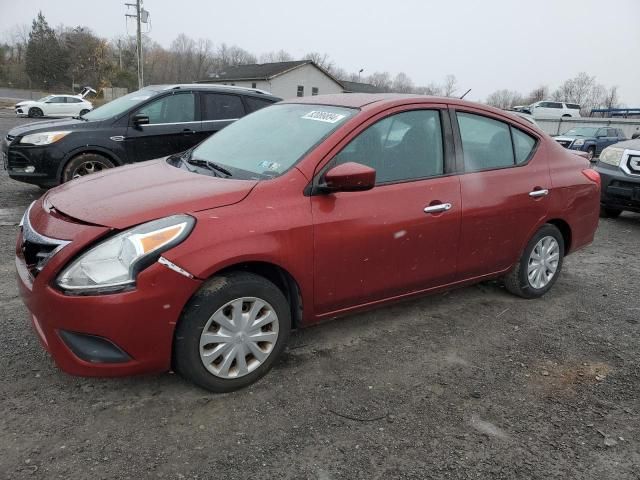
[340,80,386,94]
[204,61,312,82]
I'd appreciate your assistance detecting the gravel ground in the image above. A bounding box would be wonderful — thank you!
[0,111,639,479]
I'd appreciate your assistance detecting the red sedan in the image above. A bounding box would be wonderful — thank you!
[16,94,600,392]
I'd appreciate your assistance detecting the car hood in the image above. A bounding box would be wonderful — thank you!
[15,100,38,107]
[607,139,640,150]
[9,117,93,137]
[45,159,258,229]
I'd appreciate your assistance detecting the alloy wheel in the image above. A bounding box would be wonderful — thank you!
[199,297,279,379]
[527,236,560,289]
[72,160,109,178]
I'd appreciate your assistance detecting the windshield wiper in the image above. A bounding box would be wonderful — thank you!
[186,157,232,177]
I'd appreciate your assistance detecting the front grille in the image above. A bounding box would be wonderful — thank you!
[20,203,69,278]
[556,140,572,148]
[8,151,28,169]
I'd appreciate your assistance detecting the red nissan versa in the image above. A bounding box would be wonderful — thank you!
[16,94,601,392]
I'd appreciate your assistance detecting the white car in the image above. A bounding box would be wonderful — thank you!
[528,101,581,119]
[14,88,95,118]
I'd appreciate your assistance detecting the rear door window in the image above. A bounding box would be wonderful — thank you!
[607,128,618,137]
[137,93,196,124]
[567,103,581,110]
[202,93,245,121]
[245,96,276,113]
[549,102,563,109]
[456,112,514,171]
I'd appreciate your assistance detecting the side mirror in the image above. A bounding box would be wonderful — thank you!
[321,162,376,193]
[132,114,149,126]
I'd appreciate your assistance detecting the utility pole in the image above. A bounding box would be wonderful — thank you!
[125,0,144,88]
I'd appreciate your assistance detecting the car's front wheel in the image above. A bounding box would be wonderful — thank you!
[79,109,90,116]
[586,146,596,161]
[174,272,291,392]
[62,153,115,182]
[504,224,565,299]
[28,107,43,118]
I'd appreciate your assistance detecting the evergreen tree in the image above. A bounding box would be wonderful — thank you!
[25,11,68,88]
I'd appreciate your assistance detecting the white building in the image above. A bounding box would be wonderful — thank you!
[199,60,382,99]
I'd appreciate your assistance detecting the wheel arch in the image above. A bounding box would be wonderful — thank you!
[206,261,303,329]
[57,147,124,182]
[546,218,572,254]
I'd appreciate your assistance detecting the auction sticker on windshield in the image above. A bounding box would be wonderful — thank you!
[301,111,347,123]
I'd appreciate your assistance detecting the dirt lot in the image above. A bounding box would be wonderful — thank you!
[0,111,639,479]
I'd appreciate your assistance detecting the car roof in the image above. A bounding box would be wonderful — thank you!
[282,93,539,123]
[149,83,280,99]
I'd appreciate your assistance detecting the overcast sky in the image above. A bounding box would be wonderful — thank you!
[1,0,639,104]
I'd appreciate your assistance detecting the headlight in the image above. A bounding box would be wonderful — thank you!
[20,131,71,146]
[599,147,625,167]
[57,215,195,293]
[573,139,585,146]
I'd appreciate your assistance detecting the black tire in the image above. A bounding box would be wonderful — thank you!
[586,146,596,161]
[174,272,291,393]
[79,109,90,116]
[504,224,565,299]
[600,206,622,218]
[28,107,43,118]
[561,114,571,118]
[62,153,115,182]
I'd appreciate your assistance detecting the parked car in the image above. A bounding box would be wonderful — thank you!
[16,94,601,392]
[529,101,581,119]
[3,84,281,187]
[594,139,640,217]
[554,126,627,160]
[14,87,95,118]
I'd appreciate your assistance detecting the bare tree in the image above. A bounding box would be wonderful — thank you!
[392,72,414,93]
[486,89,524,109]
[525,85,548,103]
[304,52,335,73]
[259,49,293,63]
[442,74,457,97]
[367,71,392,91]
[601,86,619,110]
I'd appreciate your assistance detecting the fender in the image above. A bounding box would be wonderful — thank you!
[56,145,125,182]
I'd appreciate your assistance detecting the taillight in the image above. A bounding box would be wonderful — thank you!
[582,168,600,187]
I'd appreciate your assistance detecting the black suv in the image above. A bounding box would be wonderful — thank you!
[2,84,281,187]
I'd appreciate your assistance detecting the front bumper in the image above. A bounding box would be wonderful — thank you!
[594,162,640,213]
[15,203,202,377]
[4,143,67,186]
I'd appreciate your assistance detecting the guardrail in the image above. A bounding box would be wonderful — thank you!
[535,116,640,138]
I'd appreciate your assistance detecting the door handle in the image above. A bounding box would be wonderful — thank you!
[182,129,196,134]
[424,203,452,214]
[529,189,549,197]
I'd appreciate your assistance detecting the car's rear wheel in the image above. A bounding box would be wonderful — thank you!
[62,153,115,182]
[174,272,291,392]
[600,206,622,218]
[504,224,564,299]
[28,107,43,118]
[586,146,596,161]
[79,109,90,116]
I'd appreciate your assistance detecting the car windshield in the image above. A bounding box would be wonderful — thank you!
[188,104,356,179]
[563,127,599,137]
[37,95,54,102]
[81,88,162,121]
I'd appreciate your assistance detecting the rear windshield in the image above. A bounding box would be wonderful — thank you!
[81,88,162,121]
[188,104,356,179]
